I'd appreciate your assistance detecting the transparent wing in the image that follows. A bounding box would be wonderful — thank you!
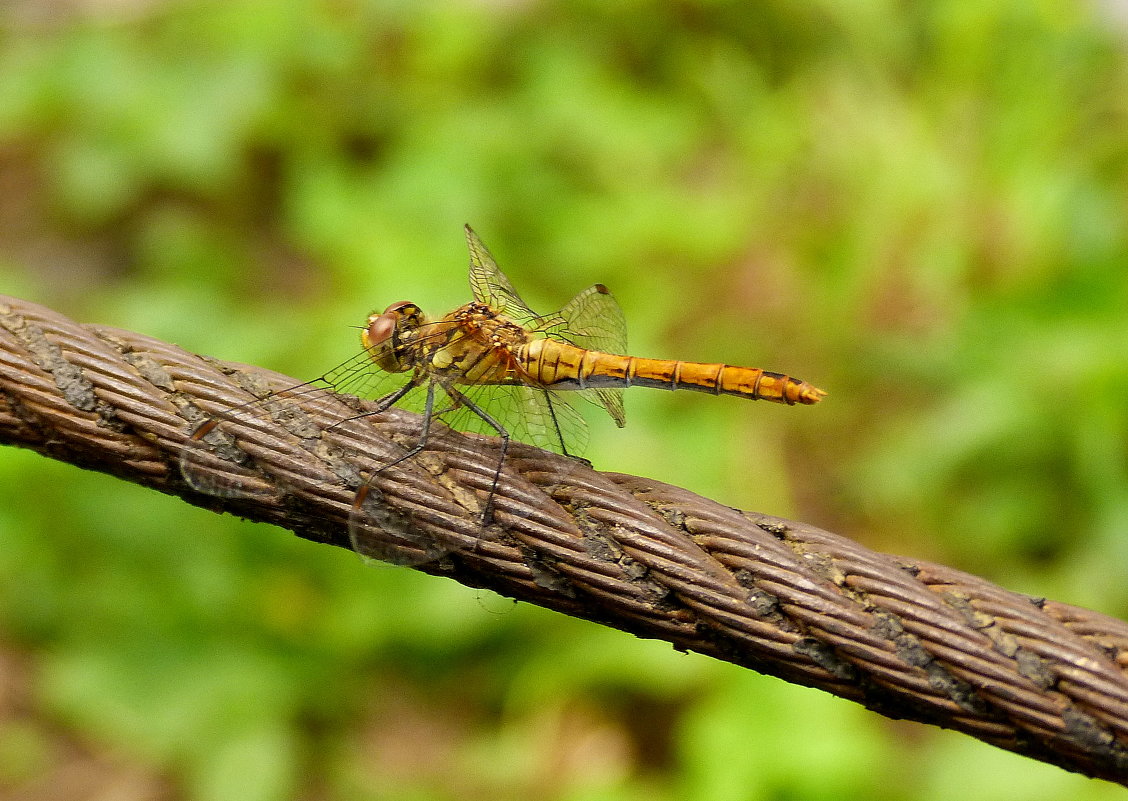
[547,283,628,355]
[539,283,629,428]
[349,479,457,567]
[464,224,628,427]
[465,224,543,329]
[438,380,590,458]
[343,378,476,568]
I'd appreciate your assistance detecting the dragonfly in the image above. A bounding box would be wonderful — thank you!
[181,225,826,566]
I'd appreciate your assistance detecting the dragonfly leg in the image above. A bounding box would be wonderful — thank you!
[322,374,423,436]
[372,376,423,415]
[537,389,592,466]
[444,384,509,525]
[350,380,459,565]
[541,389,571,458]
[370,379,439,474]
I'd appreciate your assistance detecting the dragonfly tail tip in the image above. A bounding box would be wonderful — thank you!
[800,383,828,404]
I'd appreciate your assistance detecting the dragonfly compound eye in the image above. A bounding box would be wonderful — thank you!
[364,312,398,347]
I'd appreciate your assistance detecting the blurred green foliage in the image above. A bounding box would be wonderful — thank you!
[1,1,1127,799]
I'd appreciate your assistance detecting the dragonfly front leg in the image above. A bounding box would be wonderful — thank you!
[324,373,423,436]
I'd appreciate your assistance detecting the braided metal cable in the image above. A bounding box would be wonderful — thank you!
[1,293,1127,785]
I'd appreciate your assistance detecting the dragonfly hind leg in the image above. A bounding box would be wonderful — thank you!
[539,389,592,466]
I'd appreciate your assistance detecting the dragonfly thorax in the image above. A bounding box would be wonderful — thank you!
[418,302,531,384]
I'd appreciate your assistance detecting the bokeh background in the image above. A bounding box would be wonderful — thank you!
[2,1,1127,799]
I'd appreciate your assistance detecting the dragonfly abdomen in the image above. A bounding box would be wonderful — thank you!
[617,357,825,405]
[522,340,825,405]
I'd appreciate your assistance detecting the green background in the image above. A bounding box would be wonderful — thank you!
[1,2,1127,799]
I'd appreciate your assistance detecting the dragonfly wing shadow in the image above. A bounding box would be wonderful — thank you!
[348,481,453,567]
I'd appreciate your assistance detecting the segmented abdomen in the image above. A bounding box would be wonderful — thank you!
[519,339,825,405]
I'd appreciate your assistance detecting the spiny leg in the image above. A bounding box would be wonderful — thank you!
[539,389,592,467]
[541,389,571,457]
[373,378,440,474]
[324,373,423,436]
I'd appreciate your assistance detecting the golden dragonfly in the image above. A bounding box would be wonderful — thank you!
[181,225,825,565]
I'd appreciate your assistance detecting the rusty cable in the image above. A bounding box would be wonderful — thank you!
[1,293,1127,785]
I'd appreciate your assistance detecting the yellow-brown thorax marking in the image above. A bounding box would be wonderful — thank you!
[420,304,532,385]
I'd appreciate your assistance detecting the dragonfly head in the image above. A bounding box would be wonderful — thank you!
[362,301,426,372]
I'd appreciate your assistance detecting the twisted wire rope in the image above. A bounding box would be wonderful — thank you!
[1,293,1127,784]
